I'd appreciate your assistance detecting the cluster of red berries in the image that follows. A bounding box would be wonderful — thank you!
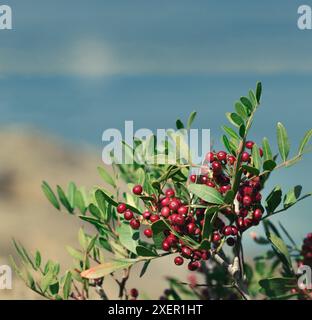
[116,141,264,271]
[300,233,312,268]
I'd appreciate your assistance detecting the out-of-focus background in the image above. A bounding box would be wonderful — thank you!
[0,0,311,299]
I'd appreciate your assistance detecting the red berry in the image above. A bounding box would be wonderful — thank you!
[132,185,143,195]
[255,192,262,202]
[201,250,210,260]
[243,186,253,196]
[162,240,171,251]
[242,195,252,207]
[161,206,170,218]
[166,234,178,246]
[142,211,151,220]
[174,214,185,226]
[205,152,215,163]
[245,141,254,149]
[201,175,208,184]
[144,228,153,238]
[259,148,263,157]
[178,206,188,215]
[150,215,160,223]
[223,226,232,236]
[239,208,248,217]
[253,208,263,220]
[193,250,202,260]
[130,288,139,298]
[117,203,127,214]
[161,197,170,207]
[237,217,244,229]
[241,152,250,162]
[190,174,197,183]
[194,228,201,235]
[130,219,140,229]
[206,180,215,188]
[243,218,252,228]
[227,155,236,165]
[165,189,175,198]
[217,151,227,161]
[226,237,235,246]
[124,210,134,221]
[220,185,231,194]
[174,256,184,266]
[212,233,221,243]
[188,261,200,271]
[211,161,222,174]
[181,246,192,258]
[186,223,196,234]
[307,233,312,240]
[231,226,238,236]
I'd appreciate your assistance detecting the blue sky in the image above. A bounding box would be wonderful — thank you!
[0,1,311,253]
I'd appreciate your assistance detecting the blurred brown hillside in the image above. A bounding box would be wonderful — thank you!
[0,127,189,299]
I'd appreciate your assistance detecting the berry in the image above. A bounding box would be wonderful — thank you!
[190,174,197,183]
[259,148,263,157]
[174,214,185,226]
[165,189,175,198]
[211,161,222,174]
[169,199,181,211]
[132,185,143,195]
[188,261,200,271]
[241,152,250,162]
[117,203,127,214]
[181,246,192,258]
[130,288,139,298]
[205,152,215,163]
[242,195,252,207]
[150,215,160,223]
[239,208,248,217]
[124,210,134,221]
[186,223,196,234]
[217,151,227,162]
[227,155,236,165]
[161,206,170,218]
[174,256,184,266]
[245,141,254,149]
[201,250,210,260]
[162,240,171,251]
[144,228,153,238]
[130,219,140,229]
[178,206,188,215]
[201,175,208,184]
[206,180,215,188]
[223,226,232,236]
[161,197,170,207]
[226,237,235,246]
[231,226,238,236]
[142,211,151,220]
[253,208,263,220]
[212,233,221,243]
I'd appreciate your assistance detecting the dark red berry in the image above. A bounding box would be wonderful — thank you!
[186,223,196,234]
[174,256,184,266]
[206,180,215,188]
[239,208,248,217]
[142,211,151,220]
[130,288,139,298]
[227,155,236,165]
[242,195,252,207]
[245,141,254,149]
[162,240,171,251]
[165,189,175,198]
[188,261,200,271]
[181,246,192,258]
[201,175,209,184]
[211,161,222,174]
[169,199,181,211]
[178,206,188,215]
[132,185,143,195]
[190,174,197,183]
[150,215,160,223]
[212,233,221,243]
[124,210,134,221]
[226,237,235,246]
[231,226,238,236]
[161,197,170,207]
[259,148,263,157]
[223,226,232,236]
[144,228,153,238]
[161,206,170,218]
[217,151,227,162]
[174,214,185,226]
[241,152,250,162]
[205,152,215,163]
[130,219,140,229]
[253,208,263,220]
[117,203,127,214]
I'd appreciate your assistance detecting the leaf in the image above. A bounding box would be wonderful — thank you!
[277,122,290,162]
[67,182,77,209]
[95,189,107,216]
[242,165,260,176]
[139,260,151,278]
[240,96,253,112]
[66,246,84,261]
[97,166,116,188]
[41,268,56,293]
[202,207,219,239]
[234,101,248,119]
[226,112,244,128]
[62,271,72,300]
[187,111,197,129]
[259,277,296,298]
[95,188,118,207]
[57,185,74,213]
[249,90,257,108]
[222,135,234,155]
[298,129,312,155]
[283,185,302,209]
[116,223,139,255]
[41,181,60,210]
[75,189,87,215]
[263,160,276,171]
[268,233,292,272]
[224,190,235,204]
[265,186,282,214]
[256,82,262,103]
[262,137,273,161]
[176,119,184,130]
[89,203,102,219]
[251,144,261,170]
[87,235,98,253]
[222,125,240,141]
[188,184,224,205]
[151,219,168,249]
[35,251,41,269]
[81,259,139,279]
[79,216,109,234]
[136,246,158,257]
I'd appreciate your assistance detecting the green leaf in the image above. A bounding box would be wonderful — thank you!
[259,277,295,298]
[116,223,139,255]
[57,185,74,213]
[35,251,41,269]
[240,96,253,112]
[283,185,302,209]
[249,90,257,107]
[87,235,98,253]
[263,160,276,171]
[298,129,312,155]
[201,207,219,240]
[89,203,102,219]
[222,125,240,141]
[224,190,235,204]
[265,186,282,214]
[188,184,224,205]
[268,233,292,272]
[95,189,107,216]
[67,182,77,209]
[187,111,197,129]
[151,219,168,249]
[97,166,116,188]
[226,112,244,128]
[256,82,262,103]
[239,124,246,138]
[139,260,151,278]
[277,122,290,162]
[41,181,60,210]
[81,259,139,279]
[136,246,158,257]
[66,246,84,261]
[75,189,87,215]
[62,271,72,300]
[234,101,248,119]
[222,135,234,155]
[242,165,260,176]
[262,137,273,161]
[176,119,184,130]
[95,188,118,207]
[252,144,261,170]
[41,268,56,293]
